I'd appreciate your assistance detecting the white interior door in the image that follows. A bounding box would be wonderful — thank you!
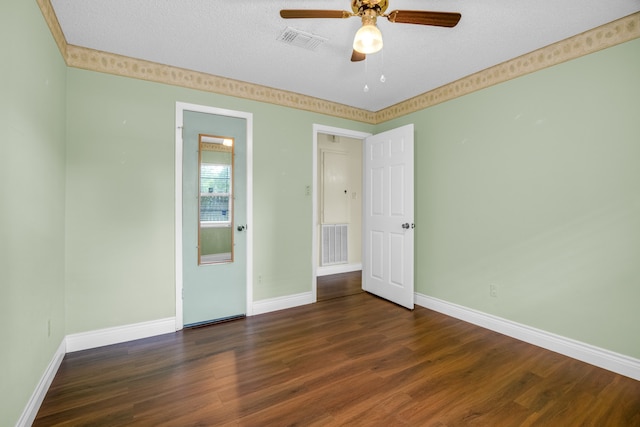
[363,124,414,309]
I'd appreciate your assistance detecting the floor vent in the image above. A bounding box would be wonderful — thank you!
[322,224,348,266]
[277,27,328,51]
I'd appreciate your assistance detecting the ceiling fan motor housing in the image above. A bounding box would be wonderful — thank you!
[352,0,389,16]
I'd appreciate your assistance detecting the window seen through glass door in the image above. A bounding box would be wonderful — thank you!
[200,164,231,224]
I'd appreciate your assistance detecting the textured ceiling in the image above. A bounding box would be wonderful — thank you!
[50,0,640,112]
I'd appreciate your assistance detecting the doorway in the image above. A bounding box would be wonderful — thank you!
[312,124,415,309]
[175,102,253,330]
[312,125,371,301]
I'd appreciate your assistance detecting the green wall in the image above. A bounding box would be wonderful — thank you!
[64,38,639,356]
[3,1,639,423]
[379,39,640,358]
[64,68,373,333]
[0,1,67,425]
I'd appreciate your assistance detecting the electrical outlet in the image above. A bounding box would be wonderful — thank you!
[305,185,311,196]
[490,284,498,298]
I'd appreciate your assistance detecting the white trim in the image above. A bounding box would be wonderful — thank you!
[15,340,66,427]
[175,104,184,330]
[65,317,176,353]
[175,102,254,327]
[251,292,315,316]
[312,125,371,301]
[245,108,254,316]
[317,263,362,277]
[415,293,640,381]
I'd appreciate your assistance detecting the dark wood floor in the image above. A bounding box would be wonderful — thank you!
[35,286,640,426]
[317,271,363,301]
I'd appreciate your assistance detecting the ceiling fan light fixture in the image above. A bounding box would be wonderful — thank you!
[353,17,383,54]
[279,2,462,61]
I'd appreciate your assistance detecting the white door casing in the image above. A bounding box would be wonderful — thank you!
[363,124,415,309]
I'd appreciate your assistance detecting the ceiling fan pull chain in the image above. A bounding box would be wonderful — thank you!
[363,55,369,92]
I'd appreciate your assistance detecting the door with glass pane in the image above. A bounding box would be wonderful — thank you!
[182,110,247,326]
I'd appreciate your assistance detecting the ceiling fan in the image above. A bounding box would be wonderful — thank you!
[280,0,461,62]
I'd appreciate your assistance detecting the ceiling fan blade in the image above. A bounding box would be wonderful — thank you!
[351,50,366,62]
[386,10,461,27]
[280,10,352,19]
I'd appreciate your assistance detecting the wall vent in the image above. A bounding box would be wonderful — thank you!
[277,27,328,51]
[322,224,348,266]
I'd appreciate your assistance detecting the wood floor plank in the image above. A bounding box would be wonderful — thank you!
[34,286,640,426]
[317,271,363,301]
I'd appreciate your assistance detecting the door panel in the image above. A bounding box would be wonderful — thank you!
[363,124,414,309]
[182,110,247,326]
[390,164,405,215]
[390,232,405,285]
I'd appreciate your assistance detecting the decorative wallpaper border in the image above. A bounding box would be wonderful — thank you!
[37,1,638,125]
[377,12,640,122]
[62,44,377,124]
[36,0,67,58]
[201,141,232,153]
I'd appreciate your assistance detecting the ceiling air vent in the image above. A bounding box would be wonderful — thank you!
[277,27,328,51]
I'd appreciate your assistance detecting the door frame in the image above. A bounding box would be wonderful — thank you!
[175,102,253,330]
[312,124,371,299]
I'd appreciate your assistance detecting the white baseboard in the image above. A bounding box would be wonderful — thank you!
[16,339,66,427]
[415,293,640,381]
[251,291,315,316]
[65,317,176,353]
[317,263,362,277]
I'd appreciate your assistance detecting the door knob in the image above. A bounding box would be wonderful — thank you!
[237,225,246,231]
[402,223,410,229]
